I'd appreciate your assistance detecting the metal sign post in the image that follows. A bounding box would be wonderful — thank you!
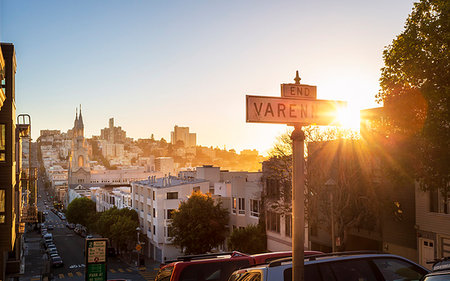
[291,125,305,281]
[245,71,346,281]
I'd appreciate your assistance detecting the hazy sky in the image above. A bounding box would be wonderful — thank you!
[1,0,415,154]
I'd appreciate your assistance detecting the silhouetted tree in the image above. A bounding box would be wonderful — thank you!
[377,0,450,191]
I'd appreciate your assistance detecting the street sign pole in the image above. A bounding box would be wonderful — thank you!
[291,125,305,281]
[245,70,346,281]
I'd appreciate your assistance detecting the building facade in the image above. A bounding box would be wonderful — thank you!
[170,125,196,147]
[131,176,209,262]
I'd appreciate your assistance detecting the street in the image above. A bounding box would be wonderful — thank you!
[19,173,156,281]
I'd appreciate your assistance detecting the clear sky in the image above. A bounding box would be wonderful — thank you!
[1,0,415,154]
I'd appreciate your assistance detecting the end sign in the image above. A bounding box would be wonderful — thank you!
[281,83,317,99]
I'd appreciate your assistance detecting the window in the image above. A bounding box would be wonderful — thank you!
[238,198,245,215]
[328,259,378,281]
[372,258,427,281]
[430,190,438,212]
[167,192,178,200]
[0,189,5,223]
[166,209,175,220]
[0,124,5,162]
[250,199,260,217]
[193,186,200,193]
[166,226,174,238]
[232,197,237,214]
[285,214,292,238]
[153,225,156,234]
[153,191,156,201]
[153,208,156,218]
[266,211,280,233]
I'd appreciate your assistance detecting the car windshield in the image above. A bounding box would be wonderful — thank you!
[155,265,173,281]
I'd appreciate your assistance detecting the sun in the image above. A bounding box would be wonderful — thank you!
[336,106,361,131]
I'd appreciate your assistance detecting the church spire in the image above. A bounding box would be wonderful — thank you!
[78,104,84,128]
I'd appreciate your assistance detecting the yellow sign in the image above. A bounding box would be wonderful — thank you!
[136,244,142,251]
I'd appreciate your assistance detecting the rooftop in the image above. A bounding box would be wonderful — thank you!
[135,175,208,189]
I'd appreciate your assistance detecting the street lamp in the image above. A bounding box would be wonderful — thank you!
[136,227,141,267]
[325,178,337,252]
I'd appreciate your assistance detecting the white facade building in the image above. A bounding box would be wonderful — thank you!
[90,167,163,185]
[155,157,174,175]
[131,176,209,262]
[93,186,132,212]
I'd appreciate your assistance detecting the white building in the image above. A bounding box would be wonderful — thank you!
[66,185,92,207]
[131,175,209,262]
[155,157,174,175]
[195,165,263,232]
[89,167,163,185]
[415,183,450,269]
[93,185,132,212]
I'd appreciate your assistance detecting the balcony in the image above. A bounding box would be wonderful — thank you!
[20,205,38,223]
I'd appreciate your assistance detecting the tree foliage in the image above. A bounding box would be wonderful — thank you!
[377,0,450,191]
[95,207,139,251]
[227,224,266,254]
[265,127,378,250]
[170,192,229,255]
[66,197,96,226]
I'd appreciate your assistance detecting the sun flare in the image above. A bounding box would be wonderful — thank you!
[336,107,361,131]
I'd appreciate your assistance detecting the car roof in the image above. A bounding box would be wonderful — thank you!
[240,252,429,271]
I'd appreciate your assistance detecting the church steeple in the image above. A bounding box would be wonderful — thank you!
[78,104,84,129]
[74,107,78,128]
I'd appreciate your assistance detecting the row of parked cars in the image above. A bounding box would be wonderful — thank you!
[41,228,64,268]
[51,208,66,220]
[155,250,450,281]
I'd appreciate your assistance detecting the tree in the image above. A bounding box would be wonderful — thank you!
[171,192,229,255]
[264,127,379,250]
[66,197,96,226]
[227,224,266,254]
[95,207,139,252]
[377,0,450,191]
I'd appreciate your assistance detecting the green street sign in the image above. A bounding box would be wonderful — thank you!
[87,263,106,281]
[85,238,108,281]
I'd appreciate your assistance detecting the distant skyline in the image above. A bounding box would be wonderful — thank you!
[1,0,416,154]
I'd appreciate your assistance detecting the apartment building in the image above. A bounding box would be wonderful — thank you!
[155,157,174,175]
[93,185,132,212]
[131,175,209,262]
[0,43,35,279]
[170,125,196,147]
[416,185,450,269]
[194,165,263,231]
[89,167,163,185]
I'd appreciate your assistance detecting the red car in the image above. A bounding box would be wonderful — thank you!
[155,250,322,281]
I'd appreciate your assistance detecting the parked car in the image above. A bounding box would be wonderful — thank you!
[51,256,64,268]
[228,251,429,281]
[155,251,321,281]
[421,257,450,280]
[46,224,54,230]
[47,248,58,256]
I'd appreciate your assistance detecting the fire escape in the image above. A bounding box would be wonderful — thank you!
[17,114,37,225]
